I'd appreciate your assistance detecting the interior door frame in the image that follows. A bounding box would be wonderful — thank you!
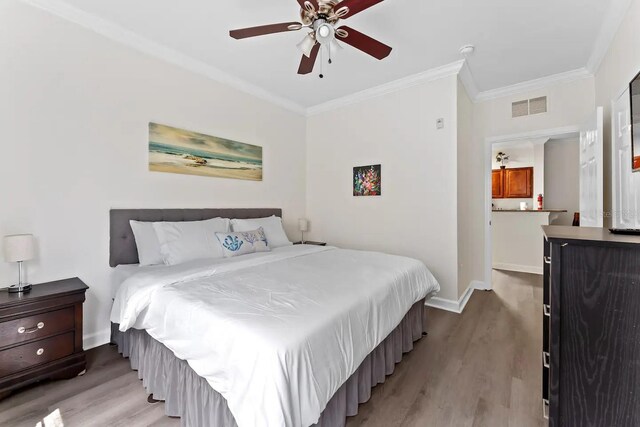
[483,126,580,291]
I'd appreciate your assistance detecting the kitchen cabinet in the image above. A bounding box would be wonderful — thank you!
[492,170,504,198]
[492,167,533,199]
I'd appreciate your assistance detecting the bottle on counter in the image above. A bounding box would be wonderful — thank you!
[537,194,544,210]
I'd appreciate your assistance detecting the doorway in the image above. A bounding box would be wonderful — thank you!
[482,126,580,290]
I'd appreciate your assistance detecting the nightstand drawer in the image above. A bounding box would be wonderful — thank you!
[0,308,75,348]
[0,332,74,376]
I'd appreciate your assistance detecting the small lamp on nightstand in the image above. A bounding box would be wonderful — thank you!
[3,234,36,293]
[298,219,309,244]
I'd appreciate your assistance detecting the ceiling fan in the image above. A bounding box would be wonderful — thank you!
[229,0,392,77]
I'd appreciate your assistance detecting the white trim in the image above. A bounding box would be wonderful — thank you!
[306,60,464,116]
[586,0,634,74]
[475,68,592,103]
[485,125,581,144]
[22,0,307,115]
[492,263,543,275]
[425,281,480,314]
[83,327,111,350]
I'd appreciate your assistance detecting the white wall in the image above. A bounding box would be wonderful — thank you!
[457,79,483,297]
[533,143,545,204]
[595,0,640,226]
[475,77,596,138]
[306,75,460,302]
[469,77,596,288]
[492,212,551,274]
[544,139,580,225]
[0,1,307,348]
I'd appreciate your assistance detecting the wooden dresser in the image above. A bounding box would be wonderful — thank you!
[542,226,640,426]
[0,278,88,399]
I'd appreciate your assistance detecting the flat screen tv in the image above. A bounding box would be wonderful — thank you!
[631,70,640,171]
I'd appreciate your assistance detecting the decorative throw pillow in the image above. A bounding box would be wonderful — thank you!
[216,228,270,258]
[231,216,292,249]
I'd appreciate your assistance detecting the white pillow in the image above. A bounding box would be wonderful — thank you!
[153,218,230,265]
[129,220,163,266]
[216,228,270,258]
[231,216,292,249]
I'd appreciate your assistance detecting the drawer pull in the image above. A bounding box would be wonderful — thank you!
[543,399,549,419]
[543,304,551,317]
[543,351,550,368]
[18,322,45,334]
[544,256,551,265]
[36,348,44,356]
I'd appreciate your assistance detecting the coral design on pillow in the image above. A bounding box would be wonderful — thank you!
[241,227,268,247]
[223,235,244,252]
[216,228,271,258]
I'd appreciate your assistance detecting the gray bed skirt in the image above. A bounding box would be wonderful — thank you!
[110,298,427,427]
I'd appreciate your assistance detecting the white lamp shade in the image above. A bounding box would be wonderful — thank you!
[3,234,35,262]
[297,34,316,58]
[298,219,309,232]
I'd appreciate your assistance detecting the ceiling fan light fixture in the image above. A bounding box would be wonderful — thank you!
[329,38,343,57]
[315,23,335,45]
[297,33,316,57]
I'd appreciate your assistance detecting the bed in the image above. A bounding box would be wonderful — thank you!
[109,208,440,427]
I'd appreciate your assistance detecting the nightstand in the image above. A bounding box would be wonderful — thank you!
[293,241,327,246]
[0,278,88,399]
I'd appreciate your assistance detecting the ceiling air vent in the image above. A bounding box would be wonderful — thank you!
[529,96,548,115]
[512,96,548,118]
[512,100,529,118]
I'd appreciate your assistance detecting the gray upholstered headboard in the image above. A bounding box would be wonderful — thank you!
[109,208,282,267]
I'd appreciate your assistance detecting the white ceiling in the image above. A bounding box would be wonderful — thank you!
[49,0,614,108]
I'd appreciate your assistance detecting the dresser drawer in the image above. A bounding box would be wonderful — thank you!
[0,308,74,349]
[0,332,75,377]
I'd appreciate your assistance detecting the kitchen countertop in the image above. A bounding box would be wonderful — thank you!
[492,209,568,213]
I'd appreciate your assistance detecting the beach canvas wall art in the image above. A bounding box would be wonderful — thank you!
[149,123,263,181]
[353,164,381,196]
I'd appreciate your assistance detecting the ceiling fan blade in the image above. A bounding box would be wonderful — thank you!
[298,43,321,75]
[230,22,302,40]
[335,0,384,19]
[297,0,319,11]
[335,26,392,60]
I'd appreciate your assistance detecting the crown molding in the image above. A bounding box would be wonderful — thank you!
[586,0,634,74]
[306,60,465,116]
[474,67,592,103]
[22,0,307,115]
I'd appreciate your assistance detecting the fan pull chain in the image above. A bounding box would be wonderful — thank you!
[319,46,324,78]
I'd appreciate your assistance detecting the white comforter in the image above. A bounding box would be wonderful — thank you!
[111,245,440,427]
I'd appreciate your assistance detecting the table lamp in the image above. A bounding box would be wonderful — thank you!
[298,219,309,244]
[3,234,35,293]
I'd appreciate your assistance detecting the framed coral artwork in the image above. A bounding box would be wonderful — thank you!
[353,164,381,197]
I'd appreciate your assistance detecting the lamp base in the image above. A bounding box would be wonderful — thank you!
[8,284,32,294]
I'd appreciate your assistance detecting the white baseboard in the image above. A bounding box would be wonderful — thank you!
[493,262,543,275]
[83,327,111,350]
[426,280,482,314]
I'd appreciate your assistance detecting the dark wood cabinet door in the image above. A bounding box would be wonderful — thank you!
[504,167,533,198]
[492,169,504,198]
[558,244,640,426]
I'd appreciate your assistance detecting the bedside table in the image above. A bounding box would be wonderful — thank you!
[293,241,327,246]
[0,278,88,399]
